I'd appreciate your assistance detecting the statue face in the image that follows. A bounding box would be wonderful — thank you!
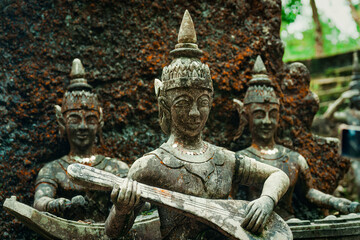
[64,109,99,153]
[248,103,279,144]
[167,88,211,137]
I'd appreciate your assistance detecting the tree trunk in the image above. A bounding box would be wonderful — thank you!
[310,0,323,57]
[347,0,360,27]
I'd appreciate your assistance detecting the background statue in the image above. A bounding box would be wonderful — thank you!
[321,52,360,127]
[33,59,129,221]
[104,11,290,240]
[233,56,360,221]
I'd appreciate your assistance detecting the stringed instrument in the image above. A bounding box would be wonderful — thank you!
[67,163,292,240]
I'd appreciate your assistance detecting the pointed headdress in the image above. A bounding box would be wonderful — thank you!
[60,58,101,114]
[243,56,279,105]
[154,10,212,97]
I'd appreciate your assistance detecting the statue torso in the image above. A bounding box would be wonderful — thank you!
[35,155,129,222]
[237,145,302,220]
[130,142,234,240]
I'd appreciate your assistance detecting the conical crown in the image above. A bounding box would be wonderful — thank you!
[244,56,279,105]
[61,59,100,113]
[156,10,212,96]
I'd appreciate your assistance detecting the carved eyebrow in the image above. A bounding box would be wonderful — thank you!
[173,94,192,102]
[66,112,82,118]
[198,94,210,100]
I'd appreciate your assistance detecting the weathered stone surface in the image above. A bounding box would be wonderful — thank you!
[0,0,348,238]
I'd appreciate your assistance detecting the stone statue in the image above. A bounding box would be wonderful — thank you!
[232,55,360,221]
[33,59,129,222]
[103,11,290,240]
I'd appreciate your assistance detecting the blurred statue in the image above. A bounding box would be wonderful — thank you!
[322,52,360,126]
[232,56,360,221]
[312,52,360,137]
[33,59,129,222]
[104,11,290,240]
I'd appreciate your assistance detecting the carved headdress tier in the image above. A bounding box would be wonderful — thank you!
[243,56,279,105]
[155,10,212,96]
[60,59,101,114]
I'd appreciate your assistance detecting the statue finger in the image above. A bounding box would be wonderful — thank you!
[129,180,137,206]
[118,179,129,204]
[111,184,120,204]
[247,208,262,232]
[252,212,265,233]
[124,179,133,205]
[135,182,141,206]
[241,204,257,229]
[245,201,255,216]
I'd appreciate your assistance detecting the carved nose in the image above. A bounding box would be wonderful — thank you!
[189,103,200,117]
[79,118,88,129]
[263,113,271,124]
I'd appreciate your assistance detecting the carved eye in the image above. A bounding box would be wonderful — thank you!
[67,116,81,124]
[253,110,265,119]
[86,116,98,125]
[199,99,209,107]
[175,100,190,107]
[270,110,279,118]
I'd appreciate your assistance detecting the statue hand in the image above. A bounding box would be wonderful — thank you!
[348,202,360,213]
[47,198,72,214]
[241,196,274,234]
[341,89,359,99]
[110,178,141,215]
[71,195,87,208]
[329,197,352,214]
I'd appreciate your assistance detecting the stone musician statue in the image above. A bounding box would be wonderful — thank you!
[104,11,290,240]
[33,59,129,222]
[232,56,360,221]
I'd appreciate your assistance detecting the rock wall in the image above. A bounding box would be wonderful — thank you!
[0,0,349,238]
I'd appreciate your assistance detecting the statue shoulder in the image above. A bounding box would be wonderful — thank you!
[35,156,67,187]
[282,146,308,170]
[211,144,235,163]
[99,156,129,178]
[128,153,162,181]
[38,156,67,176]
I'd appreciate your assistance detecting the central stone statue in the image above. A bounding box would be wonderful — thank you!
[104,11,290,240]
[232,55,360,221]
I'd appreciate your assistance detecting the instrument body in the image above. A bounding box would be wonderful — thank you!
[68,163,292,240]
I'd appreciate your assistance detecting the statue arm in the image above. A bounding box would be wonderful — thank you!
[299,156,359,213]
[234,154,289,233]
[105,157,149,238]
[323,96,345,120]
[323,89,359,120]
[236,155,290,205]
[33,164,58,211]
[33,163,72,214]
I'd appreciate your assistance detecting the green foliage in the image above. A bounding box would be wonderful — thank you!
[281,0,303,24]
[281,0,360,62]
[282,17,360,62]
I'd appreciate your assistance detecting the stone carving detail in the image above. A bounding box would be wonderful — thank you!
[33,59,129,222]
[233,56,360,221]
[103,11,291,240]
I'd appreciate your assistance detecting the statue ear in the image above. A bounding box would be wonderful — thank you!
[99,107,104,128]
[154,78,163,97]
[158,96,171,135]
[55,105,66,138]
[233,99,247,141]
